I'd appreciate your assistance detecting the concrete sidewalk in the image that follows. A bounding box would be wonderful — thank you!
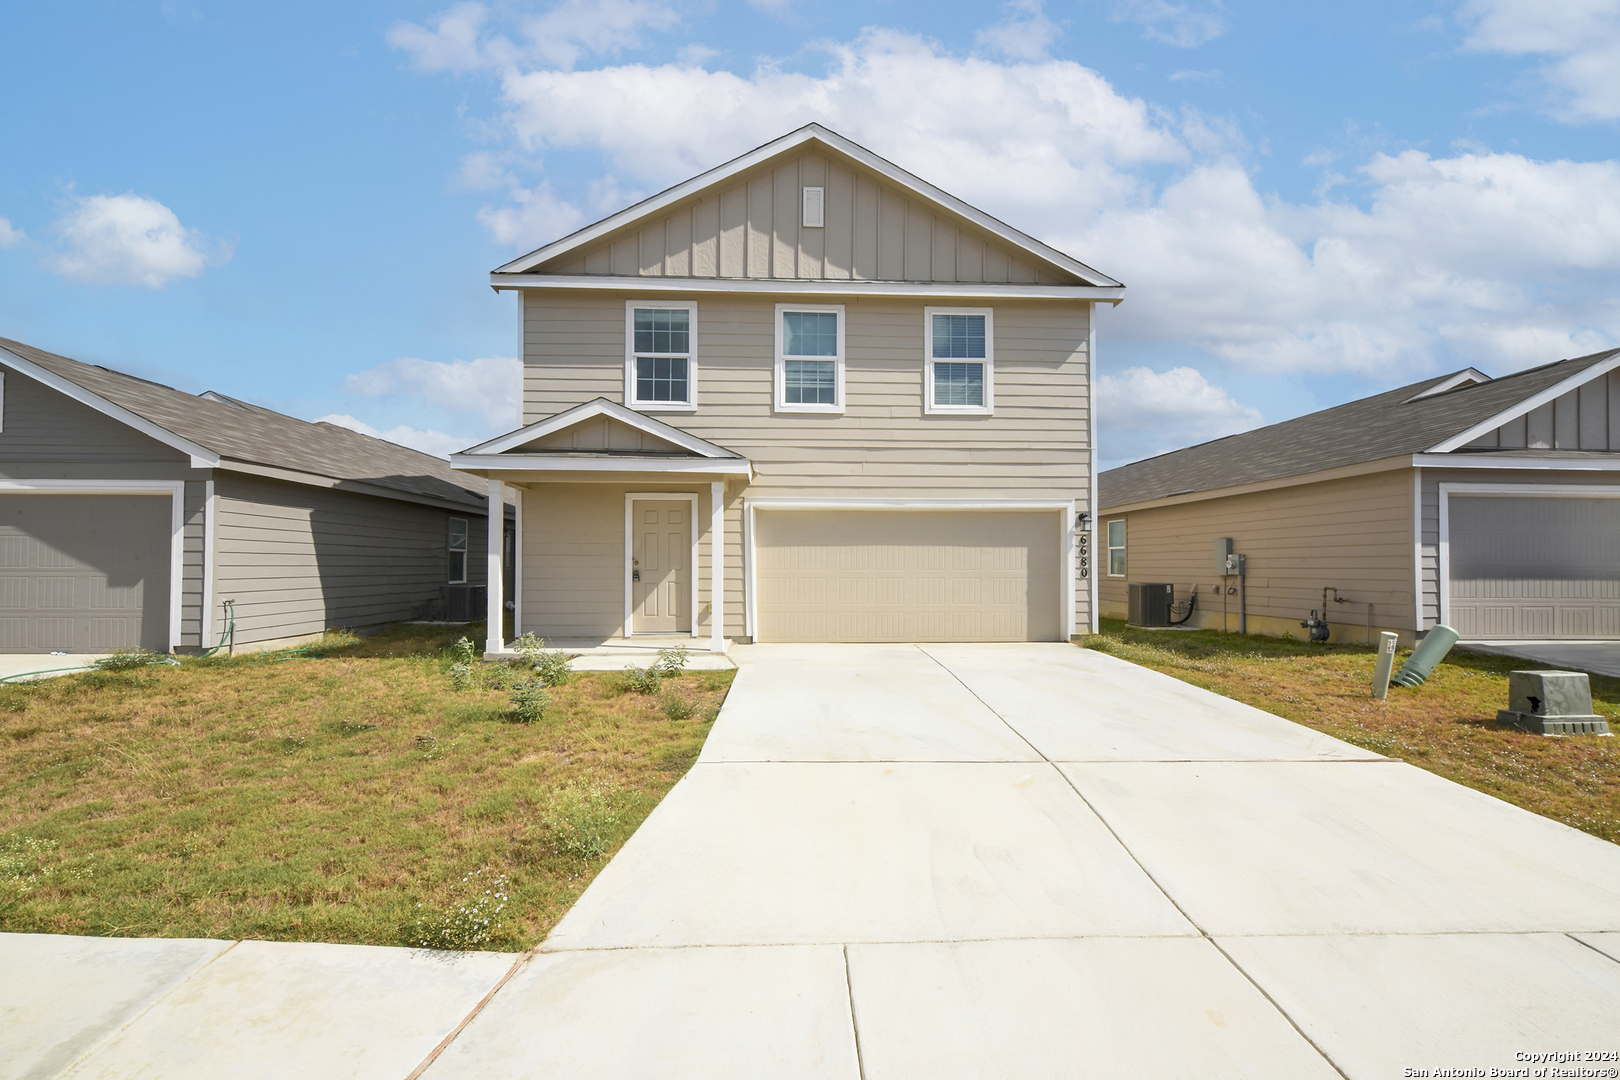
[6,642,1619,1078]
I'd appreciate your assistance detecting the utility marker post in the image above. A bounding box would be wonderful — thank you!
[1371,631,1398,700]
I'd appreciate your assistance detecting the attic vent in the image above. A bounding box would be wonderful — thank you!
[802,186,824,228]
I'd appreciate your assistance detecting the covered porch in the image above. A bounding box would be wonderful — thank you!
[450,399,751,659]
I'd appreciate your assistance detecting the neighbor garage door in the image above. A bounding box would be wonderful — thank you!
[753,510,1062,642]
[0,494,172,653]
[1448,495,1620,639]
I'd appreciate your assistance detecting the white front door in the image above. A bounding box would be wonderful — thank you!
[632,499,690,634]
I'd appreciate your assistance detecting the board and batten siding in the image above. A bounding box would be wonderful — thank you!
[1417,466,1620,633]
[1097,468,1417,644]
[540,150,1077,285]
[0,364,211,647]
[1464,370,1620,451]
[213,473,483,647]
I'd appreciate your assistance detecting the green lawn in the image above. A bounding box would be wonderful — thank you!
[1084,619,1619,845]
[0,625,731,950]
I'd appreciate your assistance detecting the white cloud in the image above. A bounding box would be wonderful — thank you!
[0,217,24,248]
[47,194,224,288]
[1109,0,1226,48]
[476,181,589,248]
[389,0,680,73]
[1097,365,1263,466]
[977,0,1063,61]
[342,355,522,431]
[1168,68,1220,81]
[1460,0,1620,121]
[315,414,473,460]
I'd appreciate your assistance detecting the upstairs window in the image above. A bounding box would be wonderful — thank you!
[775,304,845,413]
[625,301,697,410]
[448,517,469,584]
[925,308,993,414]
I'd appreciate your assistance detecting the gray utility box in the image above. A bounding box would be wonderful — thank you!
[1128,582,1174,627]
[442,583,489,623]
[1497,670,1610,736]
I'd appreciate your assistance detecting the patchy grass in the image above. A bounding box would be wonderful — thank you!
[0,623,733,950]
[1083,619,1620,845]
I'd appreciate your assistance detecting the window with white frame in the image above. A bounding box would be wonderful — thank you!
[448,517,468,583]
[1107,519,1126,577]
[775,304,844,412]
[924,308,993,414]
[625,301,697,410]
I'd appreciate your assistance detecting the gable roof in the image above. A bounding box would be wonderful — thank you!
[1100,348,1620,509]
[492,124,1123,291]
[463,398,745,459]
[0,336,487,510]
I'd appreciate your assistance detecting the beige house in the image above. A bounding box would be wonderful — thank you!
[453,125,1125,654]
[1098,350,1620,646]
[0,337,504,655]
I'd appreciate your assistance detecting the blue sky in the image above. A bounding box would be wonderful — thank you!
[2,0,1618,467]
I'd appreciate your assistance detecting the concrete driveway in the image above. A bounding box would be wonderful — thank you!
[7,642,1620,1078]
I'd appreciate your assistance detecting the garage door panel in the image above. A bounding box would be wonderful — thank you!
[0,494,170,653]
[1449,495,1620,640]
[755,510,1061,643]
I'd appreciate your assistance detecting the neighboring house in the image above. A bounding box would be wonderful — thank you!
[452,124,1124,654]
[1098,350,1620,646]
[0,336,508,655]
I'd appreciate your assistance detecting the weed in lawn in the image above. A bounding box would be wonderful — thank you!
[509,680,550,724]
[0,837,90,904]
[696,670,736,694]
[660,689,696,721]
[448,663,474,691]
[655,646,689,676]
[449,637,478,665]
[415,733,442,759]
[92,649,165,673]
[409,869,509,950]
[538,778,624,860]
[514,634,575,688]
[624,666,662,695]
[277,732,308,755]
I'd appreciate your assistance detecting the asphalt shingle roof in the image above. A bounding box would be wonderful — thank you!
[1100,349,1620,509]
[1,336,485,509]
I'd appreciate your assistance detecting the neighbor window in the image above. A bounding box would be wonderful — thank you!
[924,308,993,414]
[448,517,469,583]
[624,301,697,410]
[775,304,845,413]
[1107,519,1126,577]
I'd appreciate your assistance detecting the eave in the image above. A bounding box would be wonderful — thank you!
[489,273,1125,303]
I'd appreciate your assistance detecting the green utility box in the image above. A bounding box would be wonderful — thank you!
[1497,670,1611,736]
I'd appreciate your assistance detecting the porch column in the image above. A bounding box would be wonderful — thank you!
[710,480,725,654]
[486,477,504,655]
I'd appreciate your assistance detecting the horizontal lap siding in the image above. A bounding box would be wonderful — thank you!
[542,151,1067,285]
[1097,469,1416,641]
[214,475,470,646]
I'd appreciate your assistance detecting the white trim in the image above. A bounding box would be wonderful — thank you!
[461,397,740,459]
[744,498,1074,510]
[1410,452,1620,471]
[513,486,524,638]
[1087,301,1099,635]
[202,479,216,649]
[710,480,725,654]
[802,185,824,228]
[1427,352,1620,453]
[1063,500,1076,639]
[489,273,1126,302]
[923,307,994,415]
[0,345,222,467]
[743,501,756,641]
[774,303,846,414]
[624,300,698,412]
[1411,467,1423,634]
[1106,518,1126,577]
[1436,481,1620,631]
[1403,369,1490,403]
[451,454,752,476]
[486,478,504,654]
[492,124,1123,287]
[0,479,187,653]
[623,492,701,638]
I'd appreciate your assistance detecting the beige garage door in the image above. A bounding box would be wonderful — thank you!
[754,510,1061,642]
[1449,495,1620,639]
[0,494,171,653]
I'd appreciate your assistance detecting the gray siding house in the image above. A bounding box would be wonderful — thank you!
[1098,350,1620,645]
[453,125,1125,654]
[0,337,504,654]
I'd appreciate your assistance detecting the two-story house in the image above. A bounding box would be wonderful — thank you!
[451,125,1124,655]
